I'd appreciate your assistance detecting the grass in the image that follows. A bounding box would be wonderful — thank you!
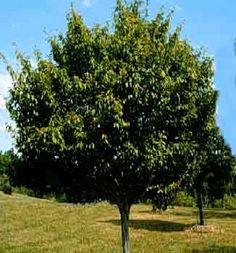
[1,192,236,253]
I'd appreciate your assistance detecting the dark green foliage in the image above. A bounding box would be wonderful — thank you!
[8,152,98,202]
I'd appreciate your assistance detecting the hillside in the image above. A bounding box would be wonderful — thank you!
[0,192,236,253]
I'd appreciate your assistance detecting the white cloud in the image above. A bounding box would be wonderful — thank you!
[82,0,92,7]
[174,4,182,12]
[0,71,12,150]
[0,124,6,133]
[30,59,38,69]
[0,95,6,110]
[0,71,12,96]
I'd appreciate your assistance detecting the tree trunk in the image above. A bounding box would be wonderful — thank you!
[196,186,205,225]
[152,204,157,213]
[118,202,131,253]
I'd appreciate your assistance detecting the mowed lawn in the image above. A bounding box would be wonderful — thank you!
[1,192,236,253]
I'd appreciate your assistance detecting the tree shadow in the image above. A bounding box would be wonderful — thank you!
[204,209,236,219]
[101,219,193,232]
[190,245,236,253]
[138,208,176,215]
[172,209,236,219]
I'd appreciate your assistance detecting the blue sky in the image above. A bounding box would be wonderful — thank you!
[0,0,236,153]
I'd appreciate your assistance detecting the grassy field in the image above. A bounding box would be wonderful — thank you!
[1,192,236,253]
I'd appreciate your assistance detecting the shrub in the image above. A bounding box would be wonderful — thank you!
[0,174,12,195]
[210,195,236,209]
[224,195,236,209]
[173,191,196,207]
[13,186,35,197]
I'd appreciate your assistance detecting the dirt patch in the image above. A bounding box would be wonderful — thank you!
[185,224,222,234]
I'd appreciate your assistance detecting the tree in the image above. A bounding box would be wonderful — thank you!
[191,128,234,225]
[0,150,12,174]
[147,182,180,213]
[6,1,217,252]
[0,150,13,194]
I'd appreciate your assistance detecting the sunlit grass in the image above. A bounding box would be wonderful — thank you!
[0,192,236,253]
